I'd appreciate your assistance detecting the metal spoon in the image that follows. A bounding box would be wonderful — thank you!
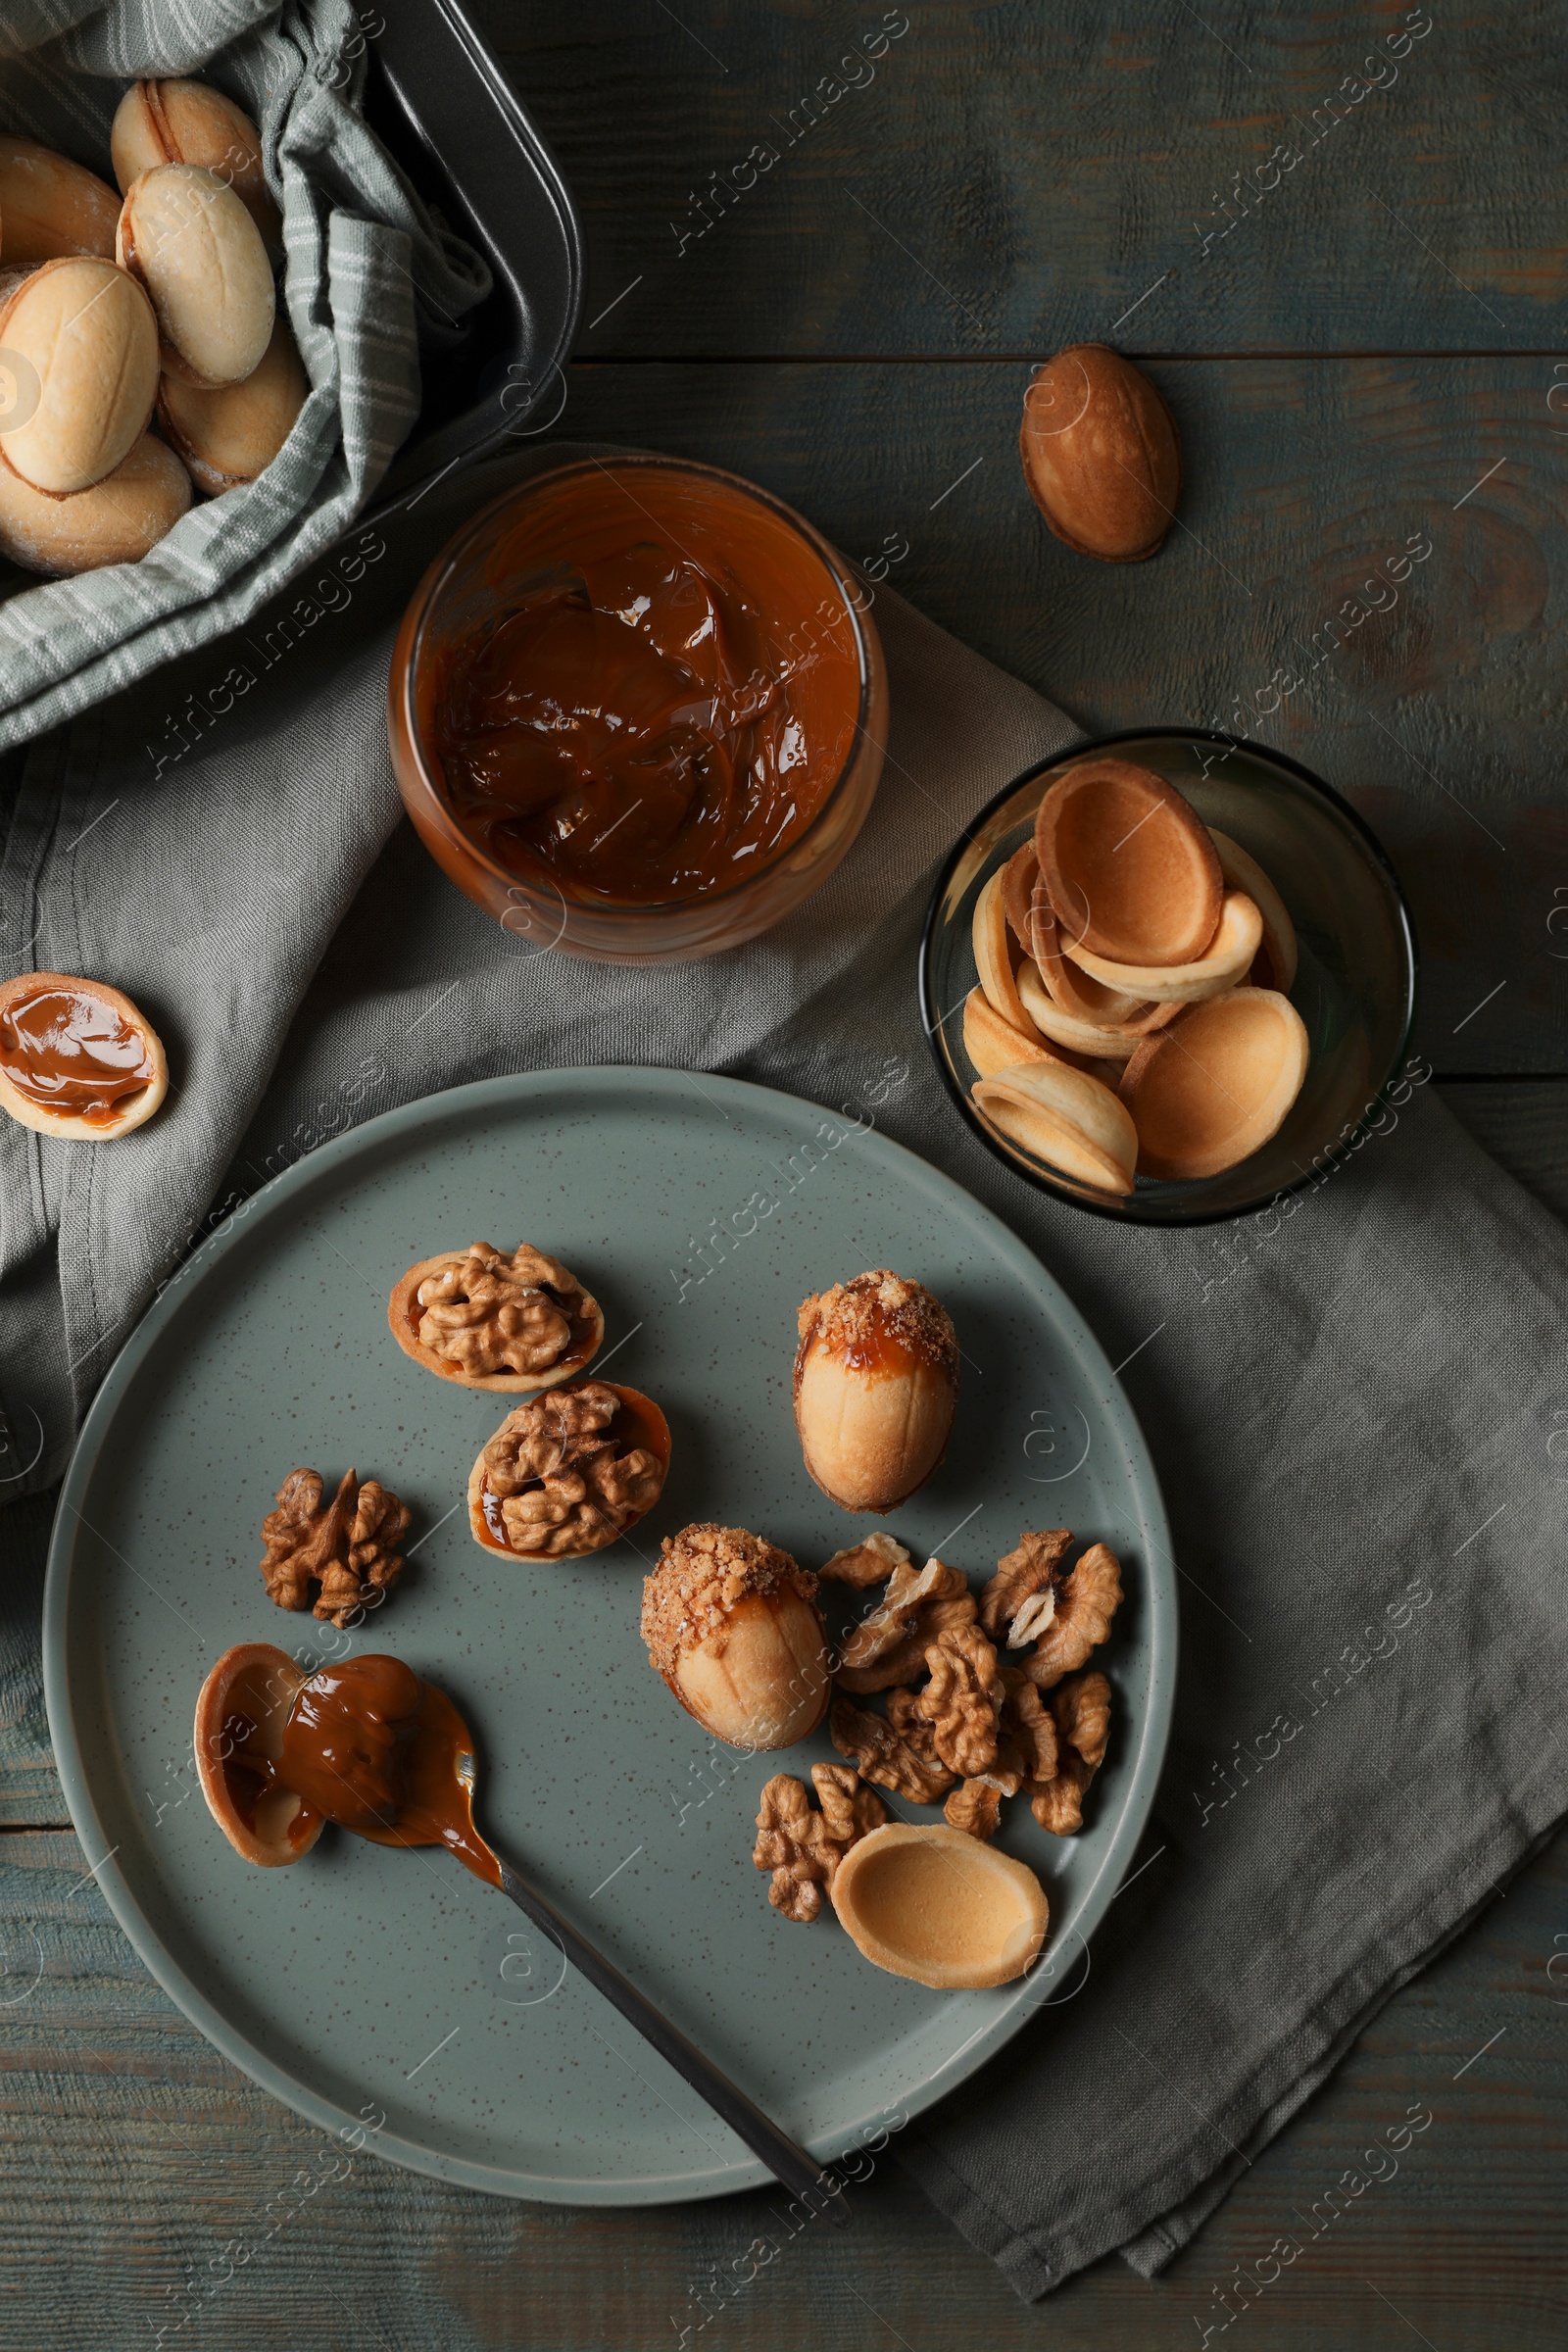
[361,1685,847,2219]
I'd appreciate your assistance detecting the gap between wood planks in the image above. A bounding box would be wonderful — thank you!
[572,349,1568,365]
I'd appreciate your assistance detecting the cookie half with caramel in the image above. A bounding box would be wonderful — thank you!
[0,970,168,1141]
[468,1381,669,1561]
[794,1270,958,1514]
[389,1241,604,1394]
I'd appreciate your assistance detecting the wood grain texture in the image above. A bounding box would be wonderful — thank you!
[1440,1080,1568,1226]
[1,1814,1566,2350]
[548,354,1567,1070]
[474,0,1568,357]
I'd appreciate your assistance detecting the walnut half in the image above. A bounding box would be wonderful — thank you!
[468,1381,668,1561]
[830,1692,956,1805]
[1028,1670,1113,1835]
[1017,1543,1123,1690]
[753,1764,888,1923]
[260,1467,410,1628]
[389,1240,605,1394]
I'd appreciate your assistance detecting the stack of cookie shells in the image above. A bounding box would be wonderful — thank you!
[964,755,1310,1194]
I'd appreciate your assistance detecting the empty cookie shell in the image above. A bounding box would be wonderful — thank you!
[962,987,1065,1080]
[0,970,168,1139]
[1208,828,1298,994]
[1119,987,1310,1179]
[1029,886,1151,1028]
[830,1822,1050,1988]
[193,1642,320,1868]
[971,866,1042,1040]
[1065,889,1263,1005]
[1000,840,1039,949]
[1017,961,1142,1061]
[972,1062,1137,1196]
[1034,758,1223,966]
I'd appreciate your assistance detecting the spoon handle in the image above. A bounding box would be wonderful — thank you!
[491,1850,847,2220]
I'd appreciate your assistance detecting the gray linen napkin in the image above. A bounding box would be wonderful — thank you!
[0,0,489,753]
[3,443,1565,2300]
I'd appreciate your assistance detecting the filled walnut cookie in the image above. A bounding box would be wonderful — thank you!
[642,1524,829,1751]
[389,1240,604,1393]
[794,1270,959,1514]
[469,1381,668,1561]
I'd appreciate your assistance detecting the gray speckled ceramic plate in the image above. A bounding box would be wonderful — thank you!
[43,1069,1175,2204]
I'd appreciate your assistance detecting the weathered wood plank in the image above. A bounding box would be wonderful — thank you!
[547,355,1568,1072]
[474,1,1568,358]
[1440,1081,1568,1227]
[0,1489,68,1829]
[1,1820,1565,2346]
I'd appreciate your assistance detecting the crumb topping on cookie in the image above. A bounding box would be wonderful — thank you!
[641,1523,816,1676]
[796,1270,958,1378]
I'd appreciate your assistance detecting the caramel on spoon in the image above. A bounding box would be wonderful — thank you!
[195,1647,843,2216]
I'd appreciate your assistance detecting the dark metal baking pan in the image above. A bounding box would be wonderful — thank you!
[360,0,584,512]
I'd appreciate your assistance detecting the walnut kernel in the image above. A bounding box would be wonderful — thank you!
[979,1528,1072,1645]
[945,1781,1004,1840]
[1028,1670,1113,1836]
[1018,1543,1123,1690]
[390,1240,603,1393]
[472,1382,665,1560]
[818,1533,910,1588]
[752,1765,888,1924]
[260,1466,410,1628]
[914,1624,1004,1777]
[829,1692,955,1805]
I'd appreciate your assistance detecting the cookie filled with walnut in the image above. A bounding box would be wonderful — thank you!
[468,1381,669,1562]
[642,1524,829,1751]
[794,1270,959,1514]
[389,1240,604,1394]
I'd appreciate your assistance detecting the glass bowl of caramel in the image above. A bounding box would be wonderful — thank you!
[389,455,888,962]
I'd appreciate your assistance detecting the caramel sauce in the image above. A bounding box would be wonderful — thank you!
[0,981,154,1125]
[829,1328,925,1381]
[232,1655,500,1887]
[421,463,861,906]
[220,1707,321,1855]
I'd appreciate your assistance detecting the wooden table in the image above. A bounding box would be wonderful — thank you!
[5,6,1567,2344]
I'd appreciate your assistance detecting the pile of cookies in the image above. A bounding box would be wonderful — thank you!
[0,81,305,576]
[965,755,1310,1193]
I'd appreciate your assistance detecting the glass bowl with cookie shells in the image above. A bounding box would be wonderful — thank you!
[920,729,1417,1225]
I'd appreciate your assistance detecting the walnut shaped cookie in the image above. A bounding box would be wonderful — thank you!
[793,1270,958,1515]
[468,1381,669,1562]
[643,1524,829,1751]
[389,1240,604,1394]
